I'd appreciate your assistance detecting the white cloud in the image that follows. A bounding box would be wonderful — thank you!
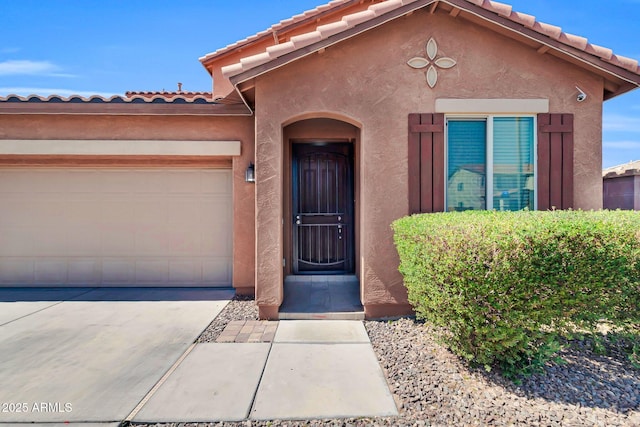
[603,113,640,132]
[603,140,640,149]
[0,59,75,77]
[0,87,118,98]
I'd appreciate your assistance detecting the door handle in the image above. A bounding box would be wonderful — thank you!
[295,215,301,225]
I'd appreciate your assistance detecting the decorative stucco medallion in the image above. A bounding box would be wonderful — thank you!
[408,37,457,88]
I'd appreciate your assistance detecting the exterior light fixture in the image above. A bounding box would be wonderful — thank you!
[245,162,256,183]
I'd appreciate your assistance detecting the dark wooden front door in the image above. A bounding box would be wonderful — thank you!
[292,143,354,274]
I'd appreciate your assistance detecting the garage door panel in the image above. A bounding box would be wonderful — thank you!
[0,168,232,287]
[101,200,134,223]
[201,170,232,194]
[0,227,35,256]
[135,229,174,256]
[165,198,201,224]
[130,171,168,193]
[101,170,139,193]
[166,170,201,193]
[35,260,68,284]
[66,198,105,226]
[201,197,232,222]
[2,200,41,225]
[33,228,68,256]
[66,227,102,255]
[101,227,136,255]
[135,260,169,285]
[164,230,200,256]
[134,200,168,224]
[68,260,100,285]
[101,260,135,285]
[203,259,232,285]
[66,170,102,193]
[0,259,34,284]
[28,170,70,193]
[41,200,69,224]
[169,260,201,284]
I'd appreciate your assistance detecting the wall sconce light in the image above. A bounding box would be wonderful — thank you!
[245,162,256,183]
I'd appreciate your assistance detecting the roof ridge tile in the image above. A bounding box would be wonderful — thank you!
[483,0,512,17]
[369,0,403,15]
[317,20,350,38]
[508,11,536,28]
[218,0,640,81]
[199,0,354,63]
[532,21,563,40]
[341,9,377,27]
[559,33,588,51]
[585,43,613,61]
[290,30,324,47]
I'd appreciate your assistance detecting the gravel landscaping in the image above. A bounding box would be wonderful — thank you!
[133,298,640,427]
[196,295,258,343]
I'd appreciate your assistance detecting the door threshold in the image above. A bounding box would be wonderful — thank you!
[285,274,358,283]
[280,274,363,320]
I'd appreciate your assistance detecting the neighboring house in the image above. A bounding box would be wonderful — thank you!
[603,160,640,210]
[447,167,485,211]
[1,0,640,319]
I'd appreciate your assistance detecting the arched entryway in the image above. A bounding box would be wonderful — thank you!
[280,117,363,318]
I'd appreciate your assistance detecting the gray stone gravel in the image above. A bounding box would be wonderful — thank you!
[132,301,640,427]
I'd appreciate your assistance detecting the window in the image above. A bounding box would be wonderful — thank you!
[446,116,535,212]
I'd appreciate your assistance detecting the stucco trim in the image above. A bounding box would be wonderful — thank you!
[435,98,549,113]
[0,140,242,157]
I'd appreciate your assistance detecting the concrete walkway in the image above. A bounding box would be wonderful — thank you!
[0,289,397,425]
[133,320,398,423]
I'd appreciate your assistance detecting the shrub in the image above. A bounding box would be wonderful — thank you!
[392,210,640,379]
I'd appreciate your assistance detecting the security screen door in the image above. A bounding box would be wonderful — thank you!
[292,142,354,274]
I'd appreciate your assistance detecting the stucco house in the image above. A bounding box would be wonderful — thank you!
[603,160,640,210]
[1,0,639,319]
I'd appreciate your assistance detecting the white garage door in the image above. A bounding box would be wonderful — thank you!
[0,168,232,287]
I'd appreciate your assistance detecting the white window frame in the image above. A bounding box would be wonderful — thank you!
[445,114,538,211]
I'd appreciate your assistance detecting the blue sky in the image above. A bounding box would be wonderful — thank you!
[0,0,638,168]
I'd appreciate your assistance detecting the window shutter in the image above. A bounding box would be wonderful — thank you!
[408,113,445,214]
[537,113,574,210]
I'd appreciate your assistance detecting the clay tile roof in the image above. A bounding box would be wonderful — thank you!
[125,91,214,101]
[221,0,420,78]
[198,0,354,64]
[0,93,217,104]
[217,0,640,95]
[0,93,250,115]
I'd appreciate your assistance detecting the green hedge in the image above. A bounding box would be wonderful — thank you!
[392,210,640,378]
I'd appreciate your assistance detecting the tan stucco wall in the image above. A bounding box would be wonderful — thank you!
[253,9,605,317]
[0,114,256,293]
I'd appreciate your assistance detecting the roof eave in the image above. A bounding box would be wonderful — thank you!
[0,103,252,116]
[230,0,435,87]
[442,0,640,98]
[228,0,640,101]
[198,0,363,68]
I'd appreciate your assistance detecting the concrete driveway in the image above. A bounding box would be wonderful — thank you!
[0,287,232,424]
